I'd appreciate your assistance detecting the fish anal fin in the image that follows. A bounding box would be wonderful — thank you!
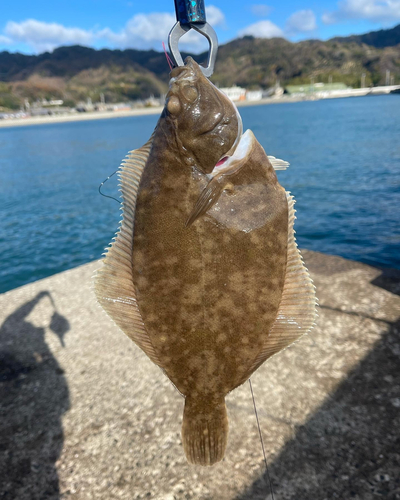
[238,192,317,383]
[94,133,162,367]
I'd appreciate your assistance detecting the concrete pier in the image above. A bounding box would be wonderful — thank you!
[0,251,399,499]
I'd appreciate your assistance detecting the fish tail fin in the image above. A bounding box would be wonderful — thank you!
[182,397,229,466]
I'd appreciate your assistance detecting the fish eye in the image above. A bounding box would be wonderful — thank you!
[181,85,198,103]
[167,96,181,115]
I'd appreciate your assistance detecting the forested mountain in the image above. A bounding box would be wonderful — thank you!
[332,23,400,48]
[1,24,399,110]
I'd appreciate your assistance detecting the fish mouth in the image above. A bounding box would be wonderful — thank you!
[210,128,254,177]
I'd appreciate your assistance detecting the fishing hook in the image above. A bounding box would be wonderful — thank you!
[168,0,218,77]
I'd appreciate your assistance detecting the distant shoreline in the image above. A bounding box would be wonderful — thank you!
[0,91,397,129]
[0,96,315,129]
[0,106,164,129]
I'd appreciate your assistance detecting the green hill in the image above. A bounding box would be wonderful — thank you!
[210,36,400,89]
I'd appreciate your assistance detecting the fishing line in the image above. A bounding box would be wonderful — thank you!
[99,43,174,205]
[162,42,175,71]
[249,378,275,500]
[98,169,121,204]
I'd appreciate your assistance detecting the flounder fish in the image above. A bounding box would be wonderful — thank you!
[95,57,316,466]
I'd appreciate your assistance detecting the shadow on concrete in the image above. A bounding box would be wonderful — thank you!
[0,291,70,499]
[370,268,400,296]
[237,318,400,500]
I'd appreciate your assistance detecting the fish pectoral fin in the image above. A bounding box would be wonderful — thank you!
[186,156,248,227]
[268,155,290,170]
[186,174,226,227]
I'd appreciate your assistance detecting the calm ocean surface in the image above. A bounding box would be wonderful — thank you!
[1,95,399,293]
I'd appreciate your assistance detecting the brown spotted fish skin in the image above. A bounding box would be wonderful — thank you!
[95,57,316,466]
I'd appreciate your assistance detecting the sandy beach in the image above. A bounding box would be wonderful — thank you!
[0,105,164,129]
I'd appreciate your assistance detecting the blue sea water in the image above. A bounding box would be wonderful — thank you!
[1,95,399,294]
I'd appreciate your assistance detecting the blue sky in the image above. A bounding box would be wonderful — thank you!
[1,0,399,55]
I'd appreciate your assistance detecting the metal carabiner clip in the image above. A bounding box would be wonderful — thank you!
[168,0,218,78]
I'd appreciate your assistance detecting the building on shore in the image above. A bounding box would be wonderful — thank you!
[286,82,350,96]
[219,85,281,102]
[246,90,263,101]
[286,81,400,99]
[219,86,246,102]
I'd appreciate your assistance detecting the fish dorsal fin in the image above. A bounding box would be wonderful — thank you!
[237,192,317,384]
[268,155,290,170]
[94,133,162,366]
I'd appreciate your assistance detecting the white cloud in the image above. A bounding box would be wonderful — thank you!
[238,8,318,40]
[0,6,225,54]
[285,9,317,34]
[238,20,284,39]
[4,19,93,53]
[322,12,336,24]
[250,4,272,17]
[0,35,12,45]
[98,13,175,48]
[206,5,226,27]
[323,0,400,24]
[99,5,225,53]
